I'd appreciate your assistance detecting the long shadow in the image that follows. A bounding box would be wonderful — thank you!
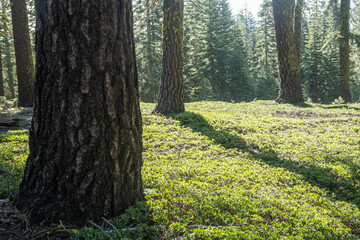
[170,111,360,210]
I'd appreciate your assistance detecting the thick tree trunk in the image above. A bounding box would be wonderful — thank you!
[153,0,185,114]
[11,0,34,107]
[0,46,4,96]
[339,0,352,103]
[272,0,304,103]
[17,0,144,226]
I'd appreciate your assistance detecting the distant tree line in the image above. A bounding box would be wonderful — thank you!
[134,0,360,103]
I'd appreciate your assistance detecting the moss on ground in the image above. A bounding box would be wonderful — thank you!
[2,101,360,239]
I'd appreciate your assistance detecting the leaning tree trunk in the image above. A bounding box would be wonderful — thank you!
[339,0,352,103]
[272,0,304,103]
[17,0,144,226]
[11,0,34,107]
[153,0,185,114]
[0,45,4,96]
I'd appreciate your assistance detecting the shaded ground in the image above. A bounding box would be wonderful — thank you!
[0,108,32,133]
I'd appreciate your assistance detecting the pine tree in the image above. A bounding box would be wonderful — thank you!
[228,18,251,101]
[11,0,34,107]
[254,0,279,100]
[272,0,304,103]
[153,0,185,114]
[206,0,234,101]
[1,0,16,99]
[133,0,162,103]
[183,0,212,101]
[17,0,144,226]
[339,0,352,102]
[303,0,329,102]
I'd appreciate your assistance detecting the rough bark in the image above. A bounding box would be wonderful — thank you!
[144,0,155,103]
[339,0,352,102]
[153,0,185,114]
[0,45,4,96]
[17,0,144,226]
[2,0,15,99]
[272,0,304,103]
[11,0,34,107]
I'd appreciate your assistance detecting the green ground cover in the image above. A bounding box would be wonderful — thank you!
[1,101,360,239]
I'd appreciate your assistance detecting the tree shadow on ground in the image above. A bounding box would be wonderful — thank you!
[320,104,360,111]
[291,102,313,108]
[170,111,360,210]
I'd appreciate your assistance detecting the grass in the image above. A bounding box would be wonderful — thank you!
[1,101,360,239]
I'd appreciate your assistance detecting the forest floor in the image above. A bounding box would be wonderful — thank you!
[1,101,360,239]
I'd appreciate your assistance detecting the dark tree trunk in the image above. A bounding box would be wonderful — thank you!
[339,0,352,103]
[272,0,304,103]
[153,0,184,114]
[17,0,144,226]
[2,0,15,99]
[0,45,4,96]
[11,0,34,107]
[144,0,155,103]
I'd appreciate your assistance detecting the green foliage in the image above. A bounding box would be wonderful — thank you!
[72,202,160,240]
[2,101,360,239]
[0,130,28,198]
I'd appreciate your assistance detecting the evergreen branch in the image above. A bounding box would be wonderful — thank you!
[321,31,340,52]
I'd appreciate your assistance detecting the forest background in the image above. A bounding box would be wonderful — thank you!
[1,0,360,104]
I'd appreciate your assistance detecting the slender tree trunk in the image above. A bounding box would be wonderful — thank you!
[11,0,34,107]
[3,38,15,99]
[0,45,4,97]
[272,0,304,103]
[2,0,15,99]
[339,0,352,102]
[145,0,155,102]
[17,0,143,226]
[153,0,185,114]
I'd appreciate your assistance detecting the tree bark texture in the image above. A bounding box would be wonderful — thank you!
[2,0,16,99]
[272,0,304,103]
[11,0,34,107]
[17,0,144,226]
[0,45,4,96]
[153,0,185,114]
[144,0,155,103]
[339,0,352,102]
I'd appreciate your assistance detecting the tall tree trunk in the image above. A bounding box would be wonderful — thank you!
[145,0,155,102]
[0,44,4,97]
[11,0,34,107]
[339,0,352,102]
[153,0,185,114]
[17,0,144,226]
[2,0,15,99]
[3,38,15,99]
[272,0,304,103]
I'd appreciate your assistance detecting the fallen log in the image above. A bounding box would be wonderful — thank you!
[0,114,20,127]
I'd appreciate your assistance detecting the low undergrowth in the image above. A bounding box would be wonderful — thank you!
[2,101,360,239]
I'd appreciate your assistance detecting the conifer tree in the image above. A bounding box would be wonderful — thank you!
[18,0,144,225]
[183,0,212,101]
[153,0,185,114]
[133,0,162,103]
[272,0,304,103]
[339,0,352,102]
[11,0,34,107]
[255,0,279,100]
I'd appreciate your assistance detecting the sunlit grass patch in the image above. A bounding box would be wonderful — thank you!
[2,101,360,239]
